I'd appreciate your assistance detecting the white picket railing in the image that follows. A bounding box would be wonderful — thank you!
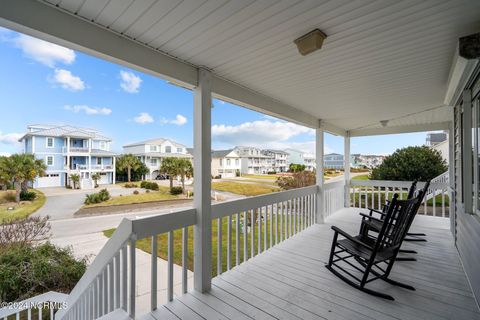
[55,209,196,320]
[324,181,345,218]
[0,291,68,320]
[211,185,317,276]
[350,179,450,217]
[55,185,319,319]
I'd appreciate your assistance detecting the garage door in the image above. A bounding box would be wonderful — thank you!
[99,173,110,185]
[36,174,61,188]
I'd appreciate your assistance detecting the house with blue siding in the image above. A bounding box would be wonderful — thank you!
[19,125,117,189]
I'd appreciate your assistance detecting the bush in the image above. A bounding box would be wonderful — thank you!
[235,170,240,177]
[170,186,183,195]
[277,171,315,190]
[84,189,110,205]
[146,190,150,193]
[123,183,137,188]
[140,181,159,191]
[0,242,87,302]
[20,190,36,201]
[133,190,139,195]
[267,171,276,175]
[0,216,50,248]
[1,191,16,203]
[370,146,447,181]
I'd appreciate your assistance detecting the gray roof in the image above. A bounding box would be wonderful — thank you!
[212,149,234,158]
[123,138,186,148]
[262,149,289,155]
[91,149,118,156]
[135,152,192,158]
[20,125,111,141]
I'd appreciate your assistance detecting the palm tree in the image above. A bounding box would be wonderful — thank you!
[92,173,101,188]
[70,173,80,189]
[2,154,46,203]
[176,158,193,192]
[116,154,140,182]
[160,157,179,189]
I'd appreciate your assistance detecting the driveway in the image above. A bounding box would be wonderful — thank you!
[34,184,145,220]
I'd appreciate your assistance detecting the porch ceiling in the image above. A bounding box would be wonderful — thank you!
[6,1,480,132]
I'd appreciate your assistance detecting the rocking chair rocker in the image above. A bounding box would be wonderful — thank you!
[326,192,423,300]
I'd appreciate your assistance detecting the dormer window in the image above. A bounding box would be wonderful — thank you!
[165,146,171,153]
[46,137,54,148]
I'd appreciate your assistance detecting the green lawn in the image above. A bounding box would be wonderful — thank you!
[212,181,277,196]
[241,174,277,180]
[84,186,179,208]
[352,174,369,180]
[0,189,46,223]
[104,210,310,276]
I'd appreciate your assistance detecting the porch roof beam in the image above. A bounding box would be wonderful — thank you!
[0,0,325,130]
[349,121,450,137]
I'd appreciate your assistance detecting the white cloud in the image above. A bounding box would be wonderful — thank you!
[161,114,187,126]
[0,152,11,157]
[212,120,313,146]
[119,70,142,93]
[13,34,75,67]
[64,105,112,116]
[51,69,85,91]
[0,132,22,145]
[134,112,154,124]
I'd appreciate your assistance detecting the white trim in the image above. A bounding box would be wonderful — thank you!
[344,134,351,208]
[444,49,480,106]
[462,90,473,214]
[46,136,54,148]
[349,122,451,137]
[316,127,325,223]
[31,136,35,153]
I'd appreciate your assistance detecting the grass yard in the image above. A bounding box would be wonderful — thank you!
[352,174,370,180]
[0,189,46,223]
[104,209,311,276]
[84,186,179,208]
[212,181,277,196]
[241,174,278,180]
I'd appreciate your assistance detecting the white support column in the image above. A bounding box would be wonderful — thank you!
[315,126,325,223]
[448,118,455,237]
[344,133,351,208]
[112,156,116,185]
[193,68,212,292]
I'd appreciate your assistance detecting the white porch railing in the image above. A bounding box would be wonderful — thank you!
[350,178,450,218]
[55,209,196,319]
[0,291,68,320]
[55,186,318,319]
[324,181,345,218]
[211,185,317,276]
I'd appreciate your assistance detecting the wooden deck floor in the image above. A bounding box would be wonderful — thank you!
[143,208,480,320]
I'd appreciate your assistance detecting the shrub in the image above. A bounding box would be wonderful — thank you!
[84,189,110,205]
[141,181,159,191]
[1,191,16,203]
[277,171,315,190]
[146,190,150,193]
[235,170,240,177]
[0,242,87,302]
[170,186,183,195]
[0,216,51,248]
[123,183,137,188]
[20,190,36,201]
[267,171,276,175]
[133,190,139,195]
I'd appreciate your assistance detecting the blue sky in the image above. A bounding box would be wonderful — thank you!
[0,27,430,156]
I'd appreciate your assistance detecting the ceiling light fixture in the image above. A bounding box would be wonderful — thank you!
[294,29,327,56]
[380,120,389,127]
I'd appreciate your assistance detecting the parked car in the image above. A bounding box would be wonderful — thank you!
[155,174,169,180]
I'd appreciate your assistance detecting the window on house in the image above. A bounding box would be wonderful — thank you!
[219,159,223,166]
[46,137,54,148]
[46,156,54,166]
[235,159,239,166]
[151,158,158,166]
[97,158,102,165]
[165,146,171,153]
[150,145,157,152]
[227,159,231,166]
[177,147,182,153]
[100,141,107,150]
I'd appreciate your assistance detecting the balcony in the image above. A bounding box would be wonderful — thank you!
[47,179,479,320]
[66,164,114,171]
[63,146,89,153]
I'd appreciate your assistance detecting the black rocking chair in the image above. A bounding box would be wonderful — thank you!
[326,192,423,300]
[359,180,430,257]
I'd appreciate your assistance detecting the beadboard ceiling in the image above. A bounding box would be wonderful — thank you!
[41,0,480,131]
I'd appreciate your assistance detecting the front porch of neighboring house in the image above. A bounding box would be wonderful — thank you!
[0,1,479,319]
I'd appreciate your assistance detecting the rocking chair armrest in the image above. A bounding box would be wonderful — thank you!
[331,226,374,250]
[359,212,384,224]
[368,208,387,217]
